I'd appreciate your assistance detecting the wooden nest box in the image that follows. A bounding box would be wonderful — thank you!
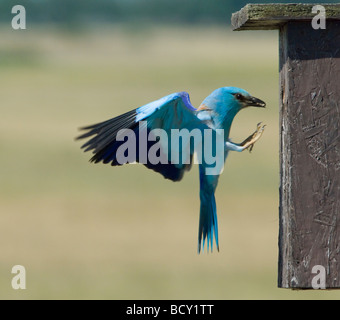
[232,4,340,289]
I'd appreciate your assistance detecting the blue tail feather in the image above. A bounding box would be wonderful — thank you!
[198,191,219,253]
[198,165,219,253]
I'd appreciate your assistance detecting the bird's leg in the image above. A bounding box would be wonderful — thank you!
[240,122,266,152]
[225,122,266,153]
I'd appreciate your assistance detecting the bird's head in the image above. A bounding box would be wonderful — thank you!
[201,87,266,112]
[199,87,266,128]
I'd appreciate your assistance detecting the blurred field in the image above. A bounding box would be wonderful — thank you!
[1,25,339,300]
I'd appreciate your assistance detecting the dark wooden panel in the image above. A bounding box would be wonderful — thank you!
[278,21,340,288]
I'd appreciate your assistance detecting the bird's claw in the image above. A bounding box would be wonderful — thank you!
[241,122,266,152]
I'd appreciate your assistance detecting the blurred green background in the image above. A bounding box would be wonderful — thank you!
[1,0,340,300]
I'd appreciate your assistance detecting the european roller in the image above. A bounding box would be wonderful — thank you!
[77,87,266,253]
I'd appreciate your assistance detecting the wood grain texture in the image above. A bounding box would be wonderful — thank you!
[278,21,340,289]
[232,4,340,31]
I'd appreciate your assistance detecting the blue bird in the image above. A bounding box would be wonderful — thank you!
[77,87,266,253]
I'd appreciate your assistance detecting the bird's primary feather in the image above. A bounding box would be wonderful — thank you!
[77,91,207,181]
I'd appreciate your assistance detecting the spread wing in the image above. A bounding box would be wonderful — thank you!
[76,92,209,181]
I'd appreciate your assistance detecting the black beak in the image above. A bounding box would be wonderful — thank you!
[247,96,266,108]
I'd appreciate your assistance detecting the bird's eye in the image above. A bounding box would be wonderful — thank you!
[235,94,243,100]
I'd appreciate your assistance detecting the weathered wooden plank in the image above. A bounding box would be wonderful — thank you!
[278,20,340,289]
[232,4,340,31]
